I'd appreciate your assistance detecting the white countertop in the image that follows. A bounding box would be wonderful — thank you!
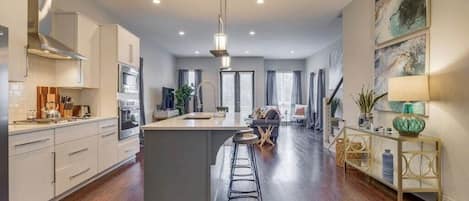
[142,113,249,131]
[8,116,118,136]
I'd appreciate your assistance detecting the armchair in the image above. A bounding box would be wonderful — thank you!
[292,104,308,126]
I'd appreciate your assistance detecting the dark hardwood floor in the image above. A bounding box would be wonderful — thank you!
[63,126,423,201]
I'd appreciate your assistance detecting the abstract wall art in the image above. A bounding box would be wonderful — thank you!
[375,0,429,45]
[374,33,427,115]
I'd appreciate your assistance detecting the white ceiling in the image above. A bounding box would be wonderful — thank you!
[96,0,350,59]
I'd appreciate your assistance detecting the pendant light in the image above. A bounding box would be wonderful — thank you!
[210,0,229,57]
[221,55,231,67]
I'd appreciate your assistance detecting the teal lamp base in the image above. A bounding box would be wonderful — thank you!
[392,102,426,137]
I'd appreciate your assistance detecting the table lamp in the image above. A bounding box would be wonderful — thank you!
[387,75,429,136]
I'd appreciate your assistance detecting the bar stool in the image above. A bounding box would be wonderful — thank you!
[228,130,263,201]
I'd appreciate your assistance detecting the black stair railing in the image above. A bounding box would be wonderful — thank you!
[327,77,343,105]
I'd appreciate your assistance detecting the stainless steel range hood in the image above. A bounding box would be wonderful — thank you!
[27,0,87,60]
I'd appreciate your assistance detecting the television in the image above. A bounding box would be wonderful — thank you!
[161,87,175,110]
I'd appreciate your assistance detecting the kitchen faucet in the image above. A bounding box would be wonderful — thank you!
[195,80,218,112]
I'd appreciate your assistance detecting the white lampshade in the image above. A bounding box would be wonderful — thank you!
[221,55,231,68]
[214,33,227,50]
[388,75,430,102]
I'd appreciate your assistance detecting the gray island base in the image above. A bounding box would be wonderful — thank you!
[142,113,249,201]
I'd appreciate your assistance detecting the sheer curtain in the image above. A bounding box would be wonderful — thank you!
[193,70,202,112]
[266,71,277,106]
[292,71,302,104]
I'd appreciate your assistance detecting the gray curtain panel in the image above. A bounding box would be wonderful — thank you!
[193,70,203,112]
[314,69,326,131]
[234,72,241,112]
[292,71,303,104]
[177,69,189,113]
[266,70,278,106]
[306,72,316,129]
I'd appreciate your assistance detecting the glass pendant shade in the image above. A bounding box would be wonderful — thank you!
[214,33,227,50]
[221,56,231,68]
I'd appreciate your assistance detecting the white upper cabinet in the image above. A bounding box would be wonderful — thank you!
[117,25,140,68]
[52,12,100,88]
[0,0,28,82]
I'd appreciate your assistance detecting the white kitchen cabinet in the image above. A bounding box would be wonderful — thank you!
[0,0,28,81]
[9,130,55,201]
[117,25,140,67]
[55,135,98,196]
[52,12,100,88]
[98,120,118,172]
[117,135,140,162]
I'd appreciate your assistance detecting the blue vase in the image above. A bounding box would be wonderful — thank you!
[382,149,394,184]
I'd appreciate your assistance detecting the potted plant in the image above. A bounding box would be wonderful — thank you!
[175,84,194,115]
[353,86,387,128]
[330,98,341,118]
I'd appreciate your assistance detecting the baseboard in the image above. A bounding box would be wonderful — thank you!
[52,155,137,201]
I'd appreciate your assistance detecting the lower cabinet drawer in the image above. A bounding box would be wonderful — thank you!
[55,135,98,196]
[98,130,118,172]
[117,136,140,162]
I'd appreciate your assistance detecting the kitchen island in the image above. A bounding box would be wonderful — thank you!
[142,113,249,201]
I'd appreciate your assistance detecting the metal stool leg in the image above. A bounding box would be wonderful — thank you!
[249,144,263,201]
[228,143,239,199]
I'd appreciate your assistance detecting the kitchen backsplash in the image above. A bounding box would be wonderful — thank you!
[8,55,84,122]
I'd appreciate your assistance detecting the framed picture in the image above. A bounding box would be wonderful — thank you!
[375,0,430,46]
[328,46,343,90]
[374,33,429,115]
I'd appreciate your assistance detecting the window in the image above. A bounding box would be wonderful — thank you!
[188,70,196,95]
[276,72,293,121]
[220,71,254,118]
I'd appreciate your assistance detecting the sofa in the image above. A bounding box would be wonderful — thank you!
[249,108,281,143]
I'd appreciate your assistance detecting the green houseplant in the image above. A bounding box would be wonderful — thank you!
[353,86,387,128]
[175,84,194,115]
[330,98,341,118]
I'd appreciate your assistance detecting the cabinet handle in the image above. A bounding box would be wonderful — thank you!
[68,148,89,156]
[125,149,134,153]
[24,47,29,78]
[129,44,133,64]
[69,168,90,180]
[52,152,56,184]
[78,60,83,84]
[14,138,50,148]
[100,124,116,129]
[101,131,116,138]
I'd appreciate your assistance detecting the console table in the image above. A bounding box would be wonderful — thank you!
[343,127,442,201]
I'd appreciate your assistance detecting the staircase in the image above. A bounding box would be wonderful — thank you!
[323,77,345,152]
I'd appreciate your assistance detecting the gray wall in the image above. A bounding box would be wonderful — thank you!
[343,0,469,200]
[54,0,177,123]
[176,57,265,112]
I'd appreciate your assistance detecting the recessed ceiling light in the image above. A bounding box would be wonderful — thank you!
[249,31,256,36]
[256,0,264,4]
[195,50,200,55]
[290,50,295,54]
[244,50,250,54]
[178,31,185,36]
[153,0,161,4]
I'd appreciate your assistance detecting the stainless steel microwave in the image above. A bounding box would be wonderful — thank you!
[118,64,139,94]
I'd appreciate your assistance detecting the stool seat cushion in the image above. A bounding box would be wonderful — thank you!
[233,133,259,145]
